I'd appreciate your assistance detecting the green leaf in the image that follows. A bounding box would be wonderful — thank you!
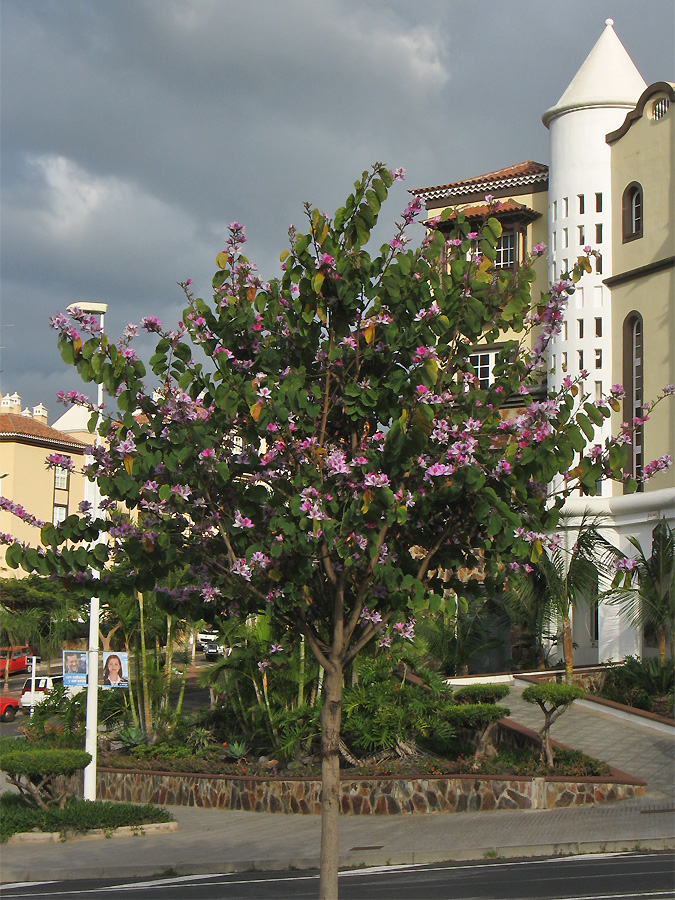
[576,413,595,441]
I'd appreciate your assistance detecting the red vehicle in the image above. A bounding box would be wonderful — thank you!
[0,646,39,676]
[0,696,19,722]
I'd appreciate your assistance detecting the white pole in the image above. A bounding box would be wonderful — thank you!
[69,302,107,802]
[83,593,99,800]
[28,656,37,720]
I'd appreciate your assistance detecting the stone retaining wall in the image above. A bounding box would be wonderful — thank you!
[96,767,643,815]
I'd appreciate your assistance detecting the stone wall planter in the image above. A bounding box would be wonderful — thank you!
[96,765,644,816]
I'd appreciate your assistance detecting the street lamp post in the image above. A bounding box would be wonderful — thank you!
[67,301,107,802]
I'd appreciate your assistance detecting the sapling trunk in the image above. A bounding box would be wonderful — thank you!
[319,661,342,900]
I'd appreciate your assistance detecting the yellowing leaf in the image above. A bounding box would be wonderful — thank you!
[363,324,375,345]
[72,337,82,358]
[216,251,229,269]
[250,402,262,422]
[531,539,543,563]
[280,249,290,263]
[610,399,621,412]
[361,490,372,513]
[247,287,256,302]
[312,272,325,294]
[571,385,578,396]
[123,454,134,475]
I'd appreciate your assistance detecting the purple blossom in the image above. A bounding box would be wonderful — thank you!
[45,454,75,472]
[233,510,255,529]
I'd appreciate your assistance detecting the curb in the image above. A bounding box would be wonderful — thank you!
[2,838,674,884]
[6,820,178,844]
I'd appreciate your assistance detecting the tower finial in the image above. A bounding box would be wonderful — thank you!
[605,18,614,27]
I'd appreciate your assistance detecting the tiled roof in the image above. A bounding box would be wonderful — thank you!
[0,414,87,452]
[429,199,542,224]
[411,161,549,203]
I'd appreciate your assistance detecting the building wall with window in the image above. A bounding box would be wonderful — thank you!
[606,81,675,493]
[542,19,648,496]
[410,160,550,375]
[0,395,88,577]
[410,23,674,667]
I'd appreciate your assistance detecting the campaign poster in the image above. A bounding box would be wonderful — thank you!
[62,650,87,688]
[101,651,129,689]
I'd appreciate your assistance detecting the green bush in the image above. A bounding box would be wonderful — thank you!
[0,792,173,843]
[522,682,584,766]
[522,683,584,706]
[452,683,510,705]
[445,703,509,729]
[0,748,91,810]
[600,657,674,712]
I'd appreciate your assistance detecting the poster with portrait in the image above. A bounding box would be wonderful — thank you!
[62,650,88,688]
[101,651,129,689]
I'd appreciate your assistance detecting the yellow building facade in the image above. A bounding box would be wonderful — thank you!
[605,81,675,492]
[0,394,88,577]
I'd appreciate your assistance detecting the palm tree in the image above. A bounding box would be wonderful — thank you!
[604,520,674,665]
[512,515,617,683]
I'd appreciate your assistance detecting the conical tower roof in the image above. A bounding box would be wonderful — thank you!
[543,19,646,127]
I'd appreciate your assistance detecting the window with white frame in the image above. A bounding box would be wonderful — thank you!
[469,349,499,390]
[595,223,602,244]
[578,224,585,245]
[494,231,515,270]
[53,505,67,526]
[595,192,602,213]
[595,348,602,368]
[594,381,602,401]
[595,317,602,338]
[54,465,70,491]
[578,194,585,215]
[563,197,569,217]
[578,319,584,339]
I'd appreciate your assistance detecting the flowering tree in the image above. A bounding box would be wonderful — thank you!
[3,164,672,898]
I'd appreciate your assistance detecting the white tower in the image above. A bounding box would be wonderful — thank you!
[543,19,646,496]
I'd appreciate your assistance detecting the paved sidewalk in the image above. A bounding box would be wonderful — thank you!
[1,681,673,884]
[507,678,675,800]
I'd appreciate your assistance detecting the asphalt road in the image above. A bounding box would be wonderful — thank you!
[2,853,674,900]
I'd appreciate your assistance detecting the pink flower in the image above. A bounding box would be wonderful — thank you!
[233,510,254,529]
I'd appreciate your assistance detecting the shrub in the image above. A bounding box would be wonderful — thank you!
[0,792,173,843]
[600,657,674,713]
[522,683,584,766]
[0,748,91,810]
[452,683,511,705]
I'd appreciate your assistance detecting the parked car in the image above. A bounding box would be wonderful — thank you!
[203,641,222,661]
[0,696,20,722]
[0,646,40,676]
[196,632,219,652]
[19,675,73,710]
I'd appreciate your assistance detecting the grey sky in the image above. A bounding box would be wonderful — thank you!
[1,0,673,414]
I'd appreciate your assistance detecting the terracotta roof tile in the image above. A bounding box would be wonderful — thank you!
[411,161,548,203]
[0,414,87,452]
[426,199,542,226]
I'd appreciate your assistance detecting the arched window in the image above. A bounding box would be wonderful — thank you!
[622,183,643,242]
[622,312,644,491]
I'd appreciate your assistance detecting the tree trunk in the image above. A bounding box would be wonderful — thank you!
[562,616,574,684]
[656,627,666,666]
[319,661,342,900]
[137,592,153,736]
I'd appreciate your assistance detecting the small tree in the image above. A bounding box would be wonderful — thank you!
[521,682,584,766]
[0,748,91,810]
[510,515,618,683]
[3,165,671,898]
[606,521,674,665]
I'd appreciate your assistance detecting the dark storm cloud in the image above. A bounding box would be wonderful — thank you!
[1,0,673,411]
